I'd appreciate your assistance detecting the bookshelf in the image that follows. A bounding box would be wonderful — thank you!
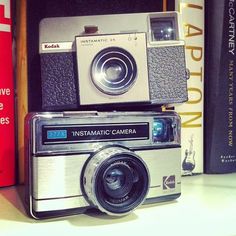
[1,174,236,236]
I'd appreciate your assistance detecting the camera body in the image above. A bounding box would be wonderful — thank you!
[39,11,188,111]
[25,111,181,219]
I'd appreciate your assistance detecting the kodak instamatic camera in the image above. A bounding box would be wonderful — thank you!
[25,111,181,219]
[39,11,188,111]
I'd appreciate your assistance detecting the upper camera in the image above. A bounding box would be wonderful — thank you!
[39,11,188,110]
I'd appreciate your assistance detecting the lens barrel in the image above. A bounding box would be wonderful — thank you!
[83,146,149,216]
[91,47,137,96]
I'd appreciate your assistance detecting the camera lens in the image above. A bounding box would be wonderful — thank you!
[105,168,126,192]
[91,47,137,95]
[104,62,126,82]
[83,146,149,216]
[103,163,136,199]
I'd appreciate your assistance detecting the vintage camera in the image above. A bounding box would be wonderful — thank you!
[25,111,181,219]
[39,11,188,111]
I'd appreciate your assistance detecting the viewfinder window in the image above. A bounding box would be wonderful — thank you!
[150,17,176,41]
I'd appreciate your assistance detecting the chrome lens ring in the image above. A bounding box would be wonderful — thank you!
[91,47,137,95]
[83,146,149,216]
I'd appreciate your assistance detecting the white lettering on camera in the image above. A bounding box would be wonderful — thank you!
[71,128,137,137]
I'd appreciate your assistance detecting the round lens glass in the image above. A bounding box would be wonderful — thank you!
[104,62,125,82]
[105,168,125,190]
[103,164,134,199]
[91,47,137,95]
[94,154,149,215]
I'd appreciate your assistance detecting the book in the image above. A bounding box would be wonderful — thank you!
[0,0,16,187]
[18,0,175,183]
[16,0,27,184]
[175,0,204,175]
[204,0,236,173]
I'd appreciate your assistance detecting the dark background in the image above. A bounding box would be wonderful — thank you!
[26,0,175,111]
[204,0,236,173]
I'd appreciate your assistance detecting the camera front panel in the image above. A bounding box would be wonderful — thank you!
[75,32,150,105]
[138,147,181,201]
[31,153,90,217]
[30,146,180,218]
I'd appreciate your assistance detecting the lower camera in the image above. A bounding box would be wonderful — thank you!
[25,111,181,219]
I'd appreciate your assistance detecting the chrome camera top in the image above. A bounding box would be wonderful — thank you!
[25,111,181,219]
[39,11,188,111]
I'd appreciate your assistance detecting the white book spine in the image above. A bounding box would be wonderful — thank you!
[175,0,205,175]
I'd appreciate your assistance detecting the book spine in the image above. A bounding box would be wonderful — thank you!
[0,0,15,187]
[16,0,27,183]
[205,0,236,173]
[175,0,204,175]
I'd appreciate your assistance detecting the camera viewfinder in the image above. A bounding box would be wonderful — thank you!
[150,17,176,41]
[152,118,174,143]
